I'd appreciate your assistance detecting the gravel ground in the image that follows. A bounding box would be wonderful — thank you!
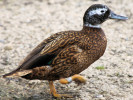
[0,0,133,100]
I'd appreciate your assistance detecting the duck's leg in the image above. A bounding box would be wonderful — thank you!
[48,81,72,98]
[59,74,86,85]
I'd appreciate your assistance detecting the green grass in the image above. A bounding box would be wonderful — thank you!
[95,66,105,70]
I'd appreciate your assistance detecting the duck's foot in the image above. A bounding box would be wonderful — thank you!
[59,74,86,85]
[49,81,72,98]
[72,74,86,85]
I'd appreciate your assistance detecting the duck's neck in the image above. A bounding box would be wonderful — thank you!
[82,25,105,37]
[84,23,101,28]
[82,25,102,32]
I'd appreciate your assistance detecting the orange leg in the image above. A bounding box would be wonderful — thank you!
[48,81,72,98]
[59,74,86,84]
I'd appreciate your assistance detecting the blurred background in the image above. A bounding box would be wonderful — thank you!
[0,0,132,99]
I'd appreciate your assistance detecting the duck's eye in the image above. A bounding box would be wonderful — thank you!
[101,10,105,13]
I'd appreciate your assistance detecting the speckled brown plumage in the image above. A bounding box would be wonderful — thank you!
[3,4,128,98]
[3,27,107,81]
[47,27,107,80]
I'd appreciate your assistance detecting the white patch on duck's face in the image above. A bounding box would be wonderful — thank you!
[89,8,108,16]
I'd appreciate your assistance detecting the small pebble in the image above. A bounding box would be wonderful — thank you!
[128,74,133,77]
[94,94,103,98]
[0,40,5,43]
[4,44,13,50]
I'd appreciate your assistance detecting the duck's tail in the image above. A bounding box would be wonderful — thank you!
[2,66,51,80]
[2,69,32,78]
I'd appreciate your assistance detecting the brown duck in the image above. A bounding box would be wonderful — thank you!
[3,4,128,98]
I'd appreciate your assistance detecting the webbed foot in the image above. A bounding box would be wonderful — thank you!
[59,74,86,85]
[49,81,73,98]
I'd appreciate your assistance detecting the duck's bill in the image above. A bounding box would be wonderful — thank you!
[109,11,128,20]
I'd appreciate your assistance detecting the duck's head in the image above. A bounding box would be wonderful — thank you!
[83,4,128,28]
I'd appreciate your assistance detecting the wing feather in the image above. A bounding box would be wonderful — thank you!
[3,32,77,77]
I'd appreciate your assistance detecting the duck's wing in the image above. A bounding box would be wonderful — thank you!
[3,32,77,77]
[19,32,61,66]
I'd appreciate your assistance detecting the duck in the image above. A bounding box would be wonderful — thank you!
[3,4,128,98]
